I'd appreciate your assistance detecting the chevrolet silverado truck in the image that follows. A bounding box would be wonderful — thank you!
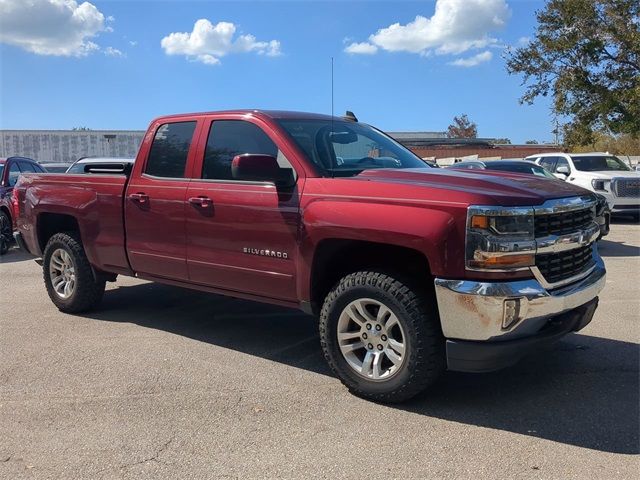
[13,110,606,402]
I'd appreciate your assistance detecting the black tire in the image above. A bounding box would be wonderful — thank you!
[0,210,12,255]
[43,232,105,313]
[319,271,445,403]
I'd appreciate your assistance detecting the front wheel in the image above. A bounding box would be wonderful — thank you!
[43,232,105,313]
[319,271,445,403]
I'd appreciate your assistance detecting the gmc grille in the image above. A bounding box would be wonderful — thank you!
[613,178,640,198]
[535,244,595,285]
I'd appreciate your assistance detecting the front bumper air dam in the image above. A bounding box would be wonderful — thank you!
[445,298,598,372]
[434,256,605,372]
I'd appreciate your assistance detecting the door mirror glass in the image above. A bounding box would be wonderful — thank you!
[231,154,295,187]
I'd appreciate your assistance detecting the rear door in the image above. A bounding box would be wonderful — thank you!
[185,117,303,301]
[125,119,201,281]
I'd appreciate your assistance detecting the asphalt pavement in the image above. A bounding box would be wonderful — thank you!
[1,220,638,479]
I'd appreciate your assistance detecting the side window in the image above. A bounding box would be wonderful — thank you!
[145,121,197,178]
[67,163,86,174]
[540,157,557,172]
[8,162,22,187]
[202,120,294,181]
[18,161,37,173]
[555,157,570,172]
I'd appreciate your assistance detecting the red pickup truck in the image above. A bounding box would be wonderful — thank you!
[13,110,606,402]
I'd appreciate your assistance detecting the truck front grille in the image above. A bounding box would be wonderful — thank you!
[613,178,640,198]
[534,207,593,237]
[535,244,595,285]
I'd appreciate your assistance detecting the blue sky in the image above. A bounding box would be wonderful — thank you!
[0,0,554,143]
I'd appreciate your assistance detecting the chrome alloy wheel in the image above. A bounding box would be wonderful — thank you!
[337,298,407,381]
[49,248,76,299]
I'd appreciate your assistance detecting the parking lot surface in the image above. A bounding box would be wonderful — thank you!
[1,221,638,479]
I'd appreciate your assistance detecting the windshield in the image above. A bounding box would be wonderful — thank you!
[277,119,428,176]
[571,155,631,172]
[486,162,557,179]
[0,164,4,179]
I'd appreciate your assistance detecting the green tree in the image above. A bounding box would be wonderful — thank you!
[505,0,640,146]
[525,140,539,144]
[447,114,478,138]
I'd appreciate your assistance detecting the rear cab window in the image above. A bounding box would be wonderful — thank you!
[144,121,197,178]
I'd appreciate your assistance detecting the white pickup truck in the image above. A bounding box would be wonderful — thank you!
[527,152,640,219]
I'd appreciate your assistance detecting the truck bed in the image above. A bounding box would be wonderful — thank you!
[15,173,132,275]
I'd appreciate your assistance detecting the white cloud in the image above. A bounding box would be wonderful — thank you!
[129,40,138,47]
[0,0,108,56]
[517,36,530,45]
[345,42,378,55]
[347,0,510,61]
[161,19,282,65]
[449,50,493,67]
[104,46,123,57]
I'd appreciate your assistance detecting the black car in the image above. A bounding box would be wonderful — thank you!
[449,159,558,178]
[449,159,610,238]
[0,156,47,254]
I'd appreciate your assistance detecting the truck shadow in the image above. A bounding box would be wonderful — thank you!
[598,239,640,257]
[0,247,35,264]
[87,281,639,455]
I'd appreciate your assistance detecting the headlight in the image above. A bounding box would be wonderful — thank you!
[466,207,535,271]
[591,179,609,191]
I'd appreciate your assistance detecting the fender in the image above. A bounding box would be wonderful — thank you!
[297,199,460,301]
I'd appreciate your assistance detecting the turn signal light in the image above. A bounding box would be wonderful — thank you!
[470,215,489,229]
[469,253,535,269]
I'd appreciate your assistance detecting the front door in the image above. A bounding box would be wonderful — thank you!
[185,118,302,301]
[125,120,199,281]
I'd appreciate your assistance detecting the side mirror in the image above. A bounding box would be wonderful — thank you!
[556,165,570,177]
[231,154,295,187]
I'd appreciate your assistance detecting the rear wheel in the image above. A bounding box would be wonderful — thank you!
[319,271,445,403]
[43,232,105,313]
[0,210,12,255]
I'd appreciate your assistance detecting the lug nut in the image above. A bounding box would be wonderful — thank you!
[366,324,372,330]
[381,334,387,341]
[362,333,368,339]
[367,343,373,350]
[377,344,383,351]
[375,325,382,331]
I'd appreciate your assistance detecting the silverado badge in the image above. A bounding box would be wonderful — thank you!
[243,247,288,259]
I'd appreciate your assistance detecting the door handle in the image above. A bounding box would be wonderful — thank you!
[129,192,149,203]
[188,196,213,208]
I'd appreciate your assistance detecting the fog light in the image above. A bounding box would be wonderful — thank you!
[503,299,522,329]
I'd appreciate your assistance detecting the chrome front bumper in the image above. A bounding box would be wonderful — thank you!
[434,255,606,342]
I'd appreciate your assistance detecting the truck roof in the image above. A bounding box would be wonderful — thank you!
[152,109,338,123]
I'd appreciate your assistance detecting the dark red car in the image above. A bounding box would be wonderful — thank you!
[0,156,46,254]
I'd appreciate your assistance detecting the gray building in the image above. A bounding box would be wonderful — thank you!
[0,130,145,164]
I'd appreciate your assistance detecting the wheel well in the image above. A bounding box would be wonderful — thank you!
[37,213,80,252]
[310,239,432,315]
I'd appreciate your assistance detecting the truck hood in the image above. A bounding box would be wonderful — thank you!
[356,168,591,205]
